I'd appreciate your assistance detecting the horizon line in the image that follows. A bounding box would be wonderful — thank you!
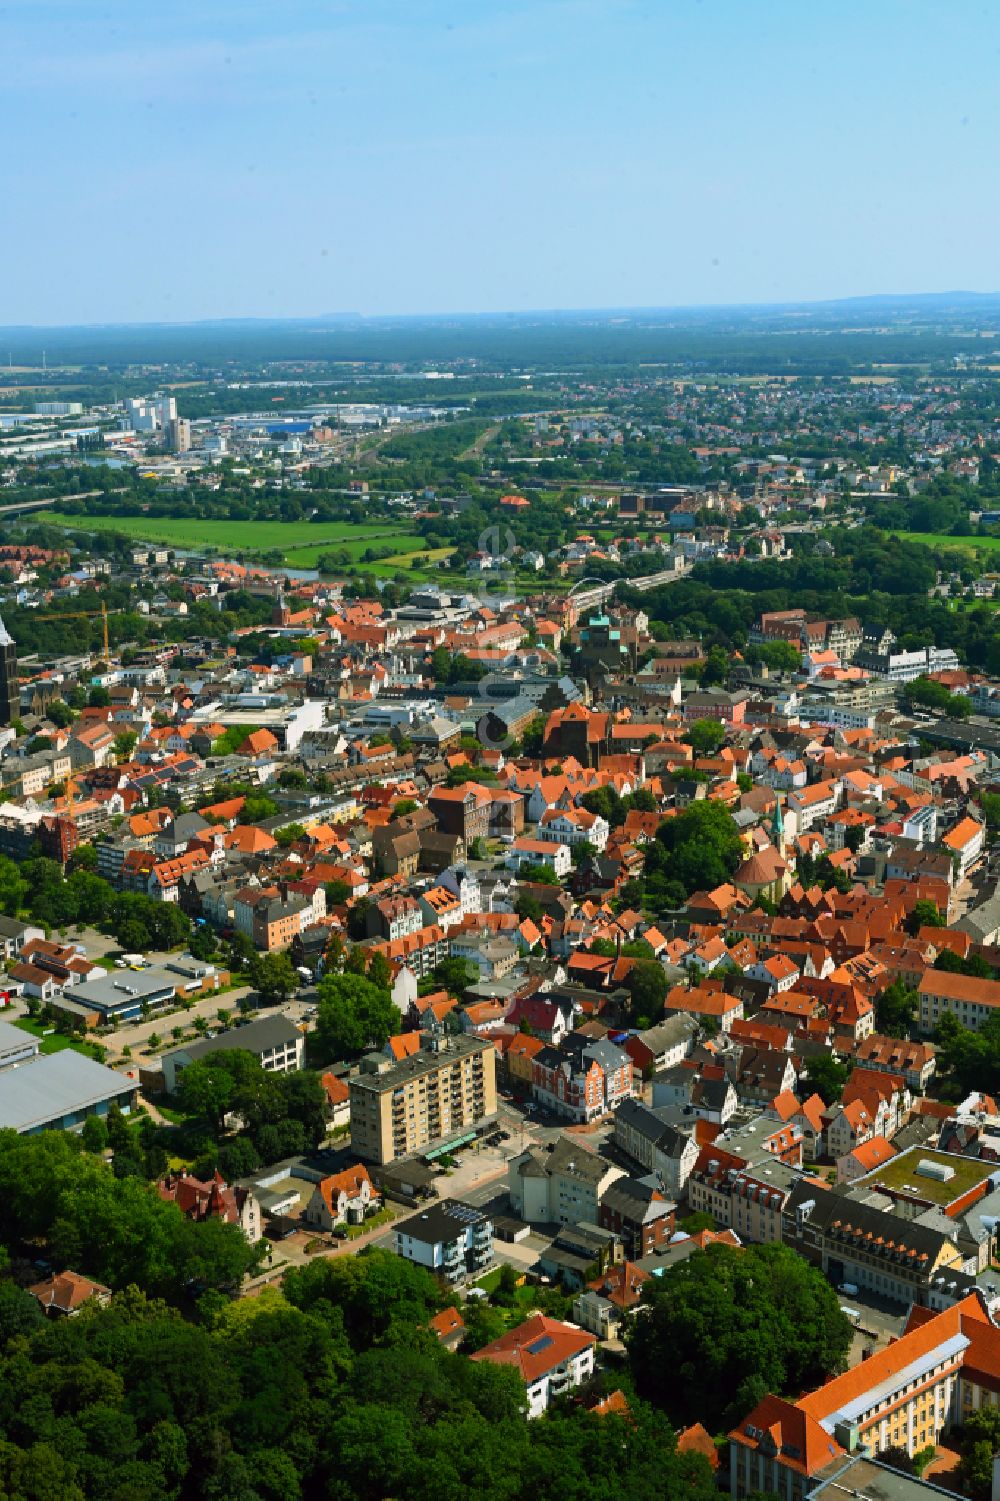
[3,288,1000,335]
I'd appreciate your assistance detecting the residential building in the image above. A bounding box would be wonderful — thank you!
[470,1313,596,1418]
[508,1134,625,1227]
[531,1034,633,1122]
[917,967,1000,1035]
[28,1270,112,1318]
[157,1169,262,1243]
[598,1177,676,1259]
[302,1165,376,1231]
[394,1198,493,1286]
[349,1033,497,1166]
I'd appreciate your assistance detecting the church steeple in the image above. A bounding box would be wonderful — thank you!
[771,793,786,856]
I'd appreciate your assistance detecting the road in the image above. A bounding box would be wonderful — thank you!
[0,489,103,518]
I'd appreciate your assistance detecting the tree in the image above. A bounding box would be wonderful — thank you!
[366,950,392,992]
[250,951,299,1006]
[432,956,477,996]
[958,1405,1000,1500]
[570,838,596,868]
[80,1115,109,1154]
[515,891,544,923]
[644,799,743,900]
[804,1053,850,1105]
[627,961,668,1028]
[274,823,306,848]
[875,979,918,1039]
[315,973,399,1058]
[913,898,946,930]
[627,1242,851,1430]
[684,718,726,760]
[979,791,1000,830]
[175,1058,238,1134]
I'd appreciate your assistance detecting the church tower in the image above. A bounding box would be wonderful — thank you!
[771,793,786,857]
[0,615,17,726]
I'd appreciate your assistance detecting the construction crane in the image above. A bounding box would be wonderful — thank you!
[32,600,114,659]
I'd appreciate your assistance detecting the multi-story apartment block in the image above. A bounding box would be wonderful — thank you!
[349,1033,497,1165]
[730,1293,1000,1497]
[531,1035,633,1123]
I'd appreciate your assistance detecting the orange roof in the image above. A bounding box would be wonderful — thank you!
[386,1033,422,1061]
[591,1389,632,1419]
[236,728,280,757]
[730,1395,844,1477]
[470,1313,595,1382]
[224,825,277,854]
[317,1164,372,1212]
[848,1135,896,1171]
[428,1306,465,1343]
[676,1423,719,1469]
[320,1072,349,1107]
[943,815,984,851]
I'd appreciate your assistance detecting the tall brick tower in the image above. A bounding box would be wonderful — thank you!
[0,615,18,725]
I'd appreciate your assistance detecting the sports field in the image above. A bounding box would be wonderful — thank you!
[43,512,425,567]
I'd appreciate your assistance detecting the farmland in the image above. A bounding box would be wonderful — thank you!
[42,512,425,567]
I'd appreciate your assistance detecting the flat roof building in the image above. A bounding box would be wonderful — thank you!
[0,1018,40,1071]
[0,1050,138,1135]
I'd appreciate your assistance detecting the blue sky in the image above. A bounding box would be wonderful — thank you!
[5,0,1000,324]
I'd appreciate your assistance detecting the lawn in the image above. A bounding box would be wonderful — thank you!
[343,1205,397,1239]
[43,512,422,565]
[13,1015,105,1061]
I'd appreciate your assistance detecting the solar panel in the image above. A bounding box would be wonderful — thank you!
[525,1335,554,1356]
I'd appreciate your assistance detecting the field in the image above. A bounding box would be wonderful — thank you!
[895,531,1000,556]
[43,512,426,568]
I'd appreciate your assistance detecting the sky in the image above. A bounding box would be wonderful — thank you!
[5,0,1000,325]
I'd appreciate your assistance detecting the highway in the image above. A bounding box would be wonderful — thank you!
[0,489,103,518]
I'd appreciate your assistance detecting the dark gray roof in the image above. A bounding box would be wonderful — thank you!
[0,915,35,939]
[785,1180,960,1258]
[168,1013,301,1064]
[600,1177,675,1220]
[401,1198,489,1246]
